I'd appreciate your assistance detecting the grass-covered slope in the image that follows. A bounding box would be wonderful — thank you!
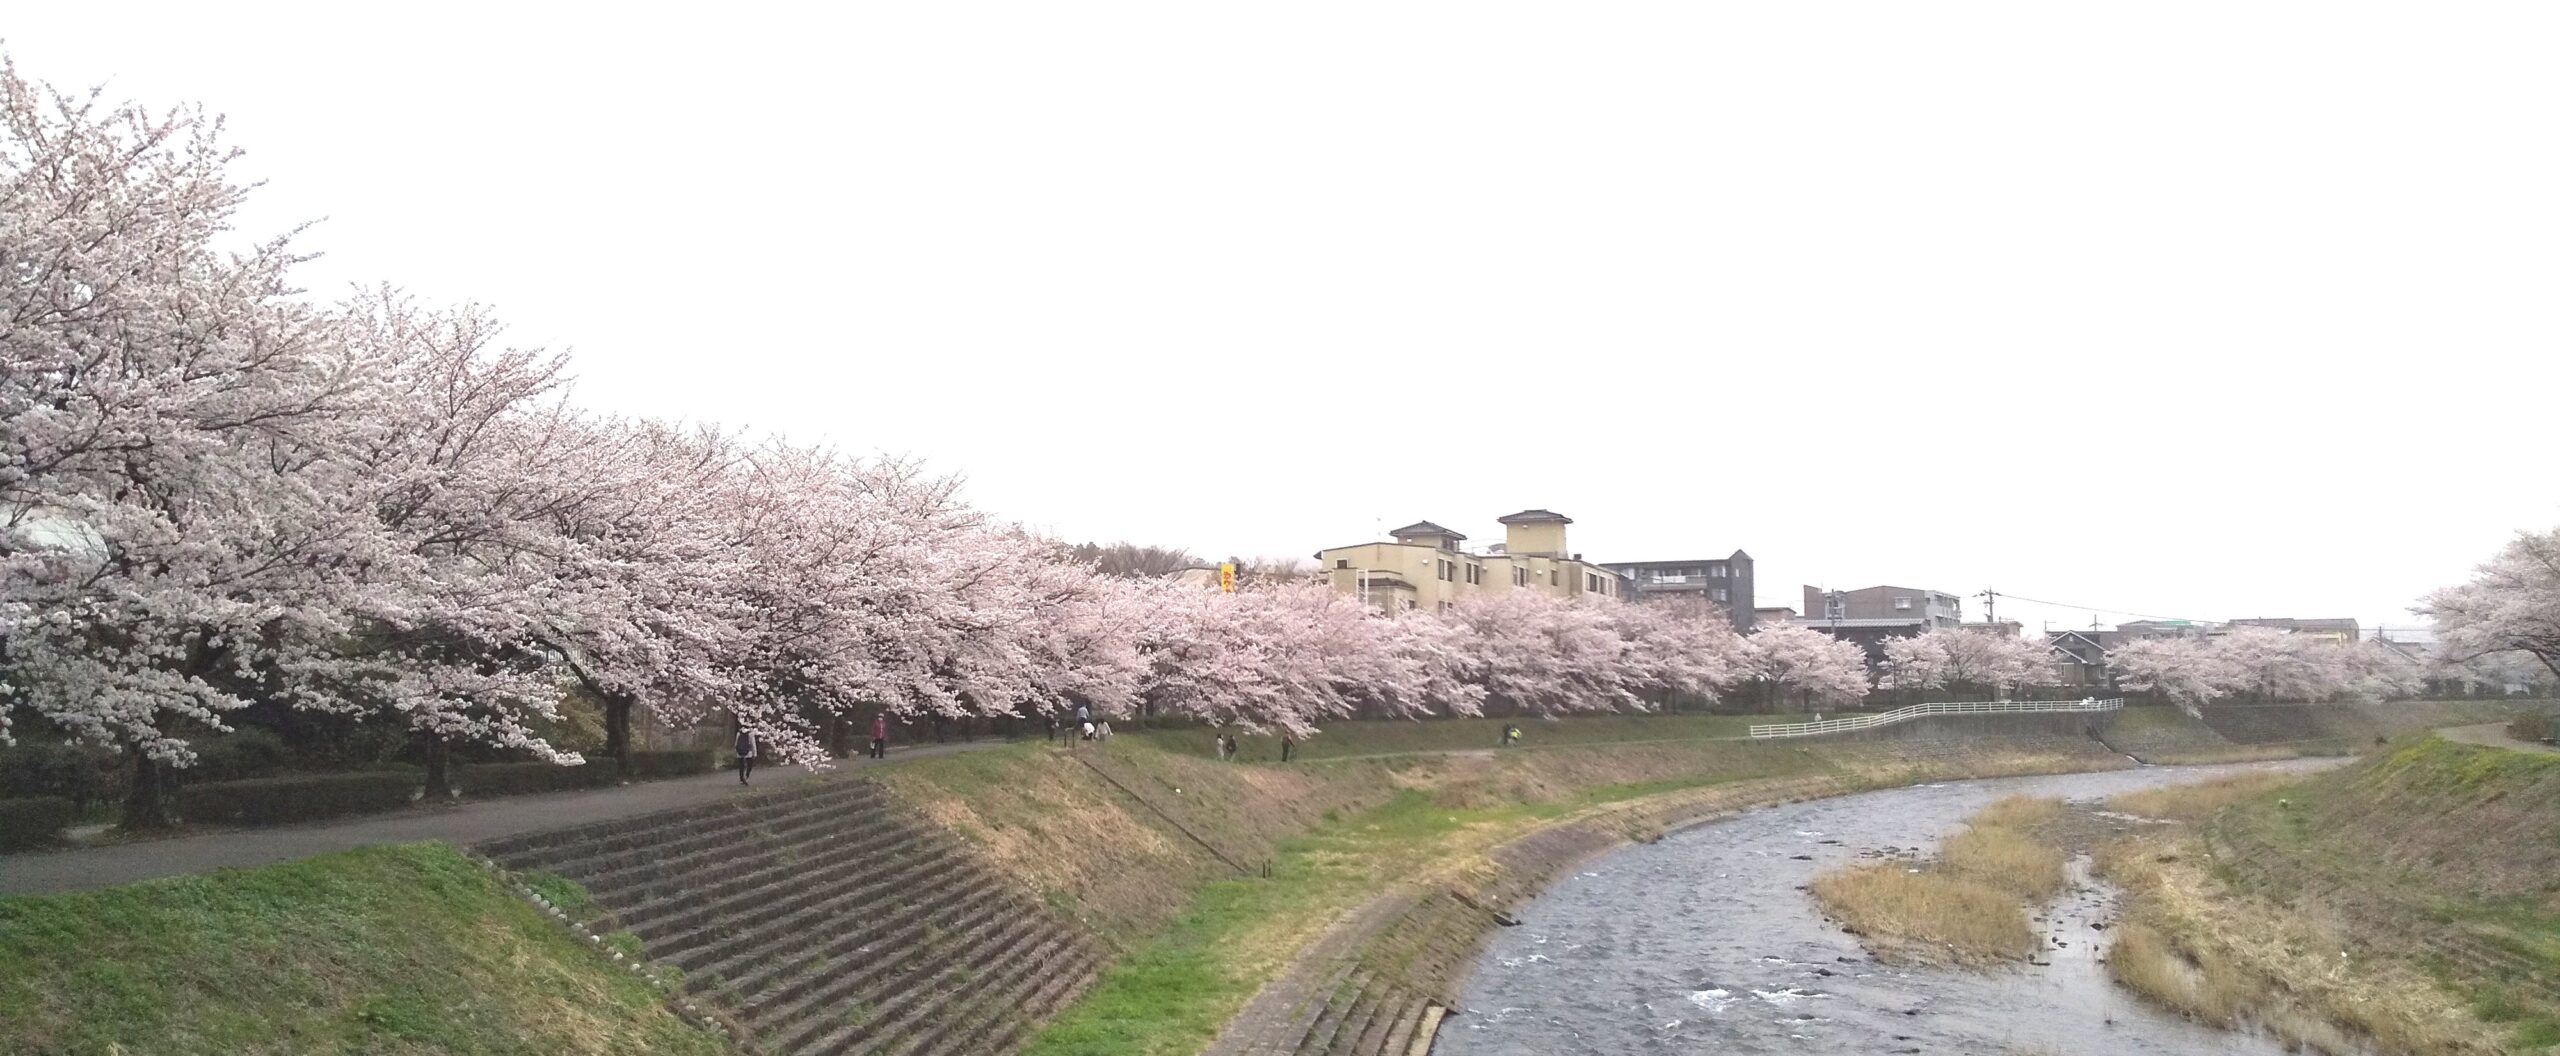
[0,842,724,1056]
[2100,737,2560,1054]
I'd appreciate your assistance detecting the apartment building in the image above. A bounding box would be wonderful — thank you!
[1315,509,1625,613]
[1796,584,1966,665]
[1601,551,1757,631]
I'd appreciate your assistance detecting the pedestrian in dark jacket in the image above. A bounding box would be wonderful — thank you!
[870,713,889,760]
[735,728,758,785]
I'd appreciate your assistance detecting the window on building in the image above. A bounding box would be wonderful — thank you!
[1893,597,1913,610]
[1711,566,1728,578]
[1404,599,1417,610]
[1437,560,1452,582]
[1712,588,1729,602]
[1336,559,1350,570]
[1513,567,1527,586]
[1550,570,1559,586]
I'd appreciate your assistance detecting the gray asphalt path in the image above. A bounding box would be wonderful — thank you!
[2437,721,2560,756]
[0,741,1004,897]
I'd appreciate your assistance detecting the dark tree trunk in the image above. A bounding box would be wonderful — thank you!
[602,693,633,776]
[422,734,453,799]
[123,746,170,831]
[826,714,849,758]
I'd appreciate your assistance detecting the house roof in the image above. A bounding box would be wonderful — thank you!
[1387,520,1465,540]
[1496,509,1573,525]
[2232,617,2360,632]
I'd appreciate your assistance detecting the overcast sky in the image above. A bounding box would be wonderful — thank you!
[11,3,2555,635]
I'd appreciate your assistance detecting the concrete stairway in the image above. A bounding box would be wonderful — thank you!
[478,778,1105,1056]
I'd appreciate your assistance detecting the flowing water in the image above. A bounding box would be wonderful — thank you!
[1441,762,2334,1056]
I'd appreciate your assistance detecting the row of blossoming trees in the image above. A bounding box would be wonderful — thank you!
[0,61,1881,826]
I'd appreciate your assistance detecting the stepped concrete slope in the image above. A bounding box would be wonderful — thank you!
[479,776,1103,1056]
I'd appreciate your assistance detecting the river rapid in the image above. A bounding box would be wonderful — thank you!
[1441,761,2334,1056]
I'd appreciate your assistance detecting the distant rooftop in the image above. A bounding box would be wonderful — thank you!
[1388,520,1465,540]
[1496,509,1573,525]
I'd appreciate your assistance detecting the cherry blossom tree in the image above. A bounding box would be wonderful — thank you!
[0,61,422,824]
[1877,628,2051,700]
[1743,623,1870,710]
[2419,527,2560,680]
[2105,636,2237,713]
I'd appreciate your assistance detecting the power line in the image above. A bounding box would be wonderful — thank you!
[1978,590,2206,625]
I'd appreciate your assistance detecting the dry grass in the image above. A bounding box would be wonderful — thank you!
[2105,772,2297,822]
[1970,793,2066,829]
[1940,823,2067,902]
[1808,863,2037,965]
[2096,828,2504,1055]
[1810,794,2070,965]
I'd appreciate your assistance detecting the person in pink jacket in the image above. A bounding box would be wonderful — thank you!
[869,713,889,760]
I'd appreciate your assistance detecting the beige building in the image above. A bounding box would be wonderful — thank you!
[1314,510,1625,613]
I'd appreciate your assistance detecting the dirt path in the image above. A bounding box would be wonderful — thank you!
[2436,721,2560,755]
[0,741,1002,897]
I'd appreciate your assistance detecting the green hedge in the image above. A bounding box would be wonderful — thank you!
[461,761,617,797]
[622,749,717,779]
[2511,713,2557,744]
[0,796,76,850]
[181,771,420,826]
[461,750,718,797]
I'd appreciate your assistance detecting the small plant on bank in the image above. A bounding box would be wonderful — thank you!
[519,871,599,921]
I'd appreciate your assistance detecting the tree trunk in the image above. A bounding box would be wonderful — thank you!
[602,693,633,776]
[826,714,849,758]
[123,745,170,831]
[422,734,453,799]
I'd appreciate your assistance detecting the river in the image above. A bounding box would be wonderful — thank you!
[1440,761,2333,1056]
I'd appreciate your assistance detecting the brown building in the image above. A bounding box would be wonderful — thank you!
[1602,550,1757,631]
[1796,584,1966,665]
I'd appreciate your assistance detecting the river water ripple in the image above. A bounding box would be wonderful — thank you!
[1441,762,2333,1056]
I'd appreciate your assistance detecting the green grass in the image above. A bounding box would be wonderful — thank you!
[1017,745,1840,1056]
[1017,791,1511,1056]
[519,870,598,921]
[1119,712,1767,763]
[0,842,726,1056]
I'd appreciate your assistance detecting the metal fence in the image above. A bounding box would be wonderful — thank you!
[1747,698,2125,739]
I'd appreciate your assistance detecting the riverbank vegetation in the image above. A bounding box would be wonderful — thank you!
[872,731,2131,1056]
[2096,738,2558,1055]
[0,843,722,1056]
[1808,794,2068,965]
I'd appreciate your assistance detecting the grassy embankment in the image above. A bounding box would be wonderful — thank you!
[878,714,2127,1056]
[2099,737,2560,1055]
[0,842,722,1056]
[1808,794,2069,965]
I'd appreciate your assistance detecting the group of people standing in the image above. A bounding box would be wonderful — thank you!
[732,713,891,785]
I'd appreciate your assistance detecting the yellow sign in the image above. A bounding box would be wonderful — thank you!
[1219,562,1236,592]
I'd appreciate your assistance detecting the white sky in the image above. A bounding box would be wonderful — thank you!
[10,3,2556,634]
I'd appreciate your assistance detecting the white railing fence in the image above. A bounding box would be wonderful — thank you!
[1748,698,2125,739]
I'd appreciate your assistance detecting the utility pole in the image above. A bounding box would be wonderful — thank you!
[1978,587,1999,626]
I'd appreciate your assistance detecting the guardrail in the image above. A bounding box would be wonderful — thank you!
[1748,698,2124,739]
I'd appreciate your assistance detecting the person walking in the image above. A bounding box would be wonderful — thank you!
[1076,702,1092,741]
[869,712,889,760]
[735,727,759,785]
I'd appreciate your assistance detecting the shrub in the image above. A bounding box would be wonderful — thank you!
[461,760,616,797]
[623,749,716,780]
[0,743,123,813]
[181,771,420,826]
[0,796,76,850]
[2509,713,2555,744]
[188,727,295,783]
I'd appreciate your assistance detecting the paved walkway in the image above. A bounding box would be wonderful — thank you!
[0,741,1004,897]
[2437,721,2560,756]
